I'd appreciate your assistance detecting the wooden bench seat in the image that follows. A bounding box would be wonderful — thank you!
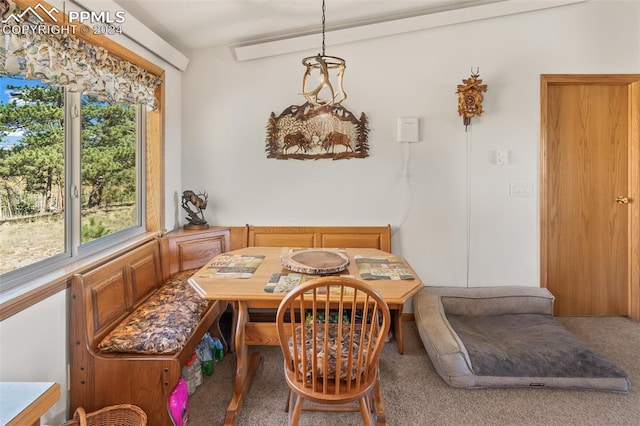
[69,236,228,426]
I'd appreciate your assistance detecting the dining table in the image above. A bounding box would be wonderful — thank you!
[188,246,423,426]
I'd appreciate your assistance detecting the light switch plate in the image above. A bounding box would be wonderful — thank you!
[510,181,533,197]
[496,150,510,165]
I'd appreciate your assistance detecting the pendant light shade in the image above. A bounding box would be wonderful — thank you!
[301,0,347,105]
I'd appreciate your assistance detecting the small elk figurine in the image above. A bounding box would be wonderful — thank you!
[181,190,209,229]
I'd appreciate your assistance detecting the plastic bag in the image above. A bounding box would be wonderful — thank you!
[167,378,189,426]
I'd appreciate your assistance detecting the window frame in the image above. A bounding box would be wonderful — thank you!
[0,86,148,293]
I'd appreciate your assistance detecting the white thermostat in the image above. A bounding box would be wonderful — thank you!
[397,117,420,143]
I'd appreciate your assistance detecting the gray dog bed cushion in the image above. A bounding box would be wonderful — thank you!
[413,286,629,392]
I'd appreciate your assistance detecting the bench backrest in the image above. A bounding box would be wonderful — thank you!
[71,238,164,350]
[246,225,392,252]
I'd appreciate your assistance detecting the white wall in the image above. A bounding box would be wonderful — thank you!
[1,1,638,424]
[182,0,639,289]
[163,64,185,232]
[0,21,183,426]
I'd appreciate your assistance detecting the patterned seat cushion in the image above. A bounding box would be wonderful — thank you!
[289,323,371,380]
[97,269,210,355]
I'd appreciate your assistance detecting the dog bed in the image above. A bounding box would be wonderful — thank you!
[413,286,629,392]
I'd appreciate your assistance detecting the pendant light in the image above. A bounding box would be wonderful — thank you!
[301,0,347,105]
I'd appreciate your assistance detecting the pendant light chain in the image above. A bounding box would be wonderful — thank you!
[321,0,326,56]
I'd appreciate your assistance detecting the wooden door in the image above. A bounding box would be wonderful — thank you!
[541,75,640,319]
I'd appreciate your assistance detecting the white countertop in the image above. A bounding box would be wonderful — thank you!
[0,382,59,425]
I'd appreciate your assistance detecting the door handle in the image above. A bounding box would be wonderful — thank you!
[616,196,630,204]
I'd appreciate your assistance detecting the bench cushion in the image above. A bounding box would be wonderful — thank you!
[97,269,209,355]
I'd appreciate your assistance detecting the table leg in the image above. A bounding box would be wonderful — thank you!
[392,307,404,354]
[227,301,238,353]
[223,301,263,426]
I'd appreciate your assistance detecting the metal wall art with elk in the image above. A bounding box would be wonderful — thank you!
[266,102,369,160]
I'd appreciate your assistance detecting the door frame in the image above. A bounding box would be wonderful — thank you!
[540,74,640,321]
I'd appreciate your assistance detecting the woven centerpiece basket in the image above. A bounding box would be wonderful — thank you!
[67,405,147,426]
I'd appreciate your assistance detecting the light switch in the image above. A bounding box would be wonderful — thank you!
[496,150,510,165]
[510,181,533,197]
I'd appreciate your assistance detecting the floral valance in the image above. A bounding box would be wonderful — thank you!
[0,4,162,108]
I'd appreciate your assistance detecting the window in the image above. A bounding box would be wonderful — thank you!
[0,75,145,288]
[80,95,142,244]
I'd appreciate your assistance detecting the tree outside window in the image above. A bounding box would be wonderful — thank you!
[0,75,141,277]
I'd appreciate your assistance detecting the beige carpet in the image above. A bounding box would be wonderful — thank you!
[188,317,639,425]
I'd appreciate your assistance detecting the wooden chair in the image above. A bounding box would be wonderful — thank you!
[276,276,391,425]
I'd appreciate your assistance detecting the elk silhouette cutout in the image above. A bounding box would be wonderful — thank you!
[282,132,312,153]
[322,131,353,153]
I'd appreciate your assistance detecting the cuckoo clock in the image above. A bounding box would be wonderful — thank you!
[456,69,488,131]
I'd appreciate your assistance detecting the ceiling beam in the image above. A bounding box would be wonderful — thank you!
[233,0,587,62]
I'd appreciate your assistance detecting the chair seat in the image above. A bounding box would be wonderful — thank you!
[289,323,371,380]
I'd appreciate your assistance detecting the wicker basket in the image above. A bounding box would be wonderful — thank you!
[66,404,147,426]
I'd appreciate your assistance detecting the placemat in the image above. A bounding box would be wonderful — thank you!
[198,254,265,279]
[264,272,354,293]
[264,272,319,293]
[354,255,415,280]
